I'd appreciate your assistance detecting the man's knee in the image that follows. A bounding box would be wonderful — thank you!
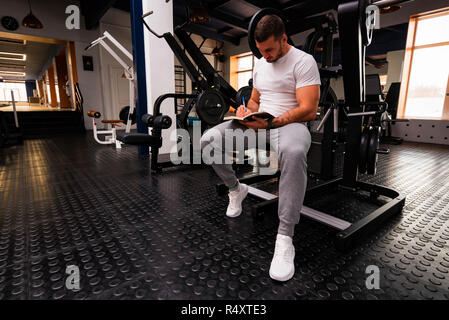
[281,142,309,161]
[200,132,210,150]
[200,127,217,150]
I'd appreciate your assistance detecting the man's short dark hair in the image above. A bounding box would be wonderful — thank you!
[254,15,286,42]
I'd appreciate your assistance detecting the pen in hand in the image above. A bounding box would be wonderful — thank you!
[242,96,247,113]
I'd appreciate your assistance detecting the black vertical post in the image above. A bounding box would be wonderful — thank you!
[321,99,334,180]
[130,0,149,156]
[338,1,365,187]
[320,31,335,180]
[322,32,333,68]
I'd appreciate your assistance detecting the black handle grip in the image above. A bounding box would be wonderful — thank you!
[142,114,154,127]
[142,11,153,19]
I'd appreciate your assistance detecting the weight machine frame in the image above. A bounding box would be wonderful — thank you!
[140,11,239,126]
[85,31,136,135]
[121,11,240,171]
[217,0,406,251]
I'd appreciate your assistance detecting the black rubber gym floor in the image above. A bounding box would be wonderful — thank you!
[1,132,449,300]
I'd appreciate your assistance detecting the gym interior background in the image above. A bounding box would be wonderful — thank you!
[0,0,449,301]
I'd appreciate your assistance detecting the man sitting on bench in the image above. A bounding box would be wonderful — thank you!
[200,15,320,281]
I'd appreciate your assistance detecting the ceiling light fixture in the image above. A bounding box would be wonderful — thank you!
[22,0,43,29]
[0,65,26,71]
[0,52,27,61]
[0,71,26,76]
[4,80,26,83]
[189,4,210,24]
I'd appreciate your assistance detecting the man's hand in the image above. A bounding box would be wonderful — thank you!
[239,116,269,130]
[236,105,252,118]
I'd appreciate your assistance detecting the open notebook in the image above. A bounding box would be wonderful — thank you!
[224,111,274,121]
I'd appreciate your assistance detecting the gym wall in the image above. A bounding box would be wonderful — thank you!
[391,120,449,145]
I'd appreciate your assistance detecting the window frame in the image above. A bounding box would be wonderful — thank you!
[397,7,449,120]
[230,52,255,90]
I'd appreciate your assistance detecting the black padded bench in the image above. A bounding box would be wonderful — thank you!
[116,132,162,148]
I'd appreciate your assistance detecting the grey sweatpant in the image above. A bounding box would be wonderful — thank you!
[200,120,311,237]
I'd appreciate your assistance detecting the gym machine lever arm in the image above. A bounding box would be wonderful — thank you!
[316,99,388,132]
[141,11,164,39]
[174,28,238,107]
[141,10,207,87]
[344,101,387,117]
[86,32,133,61]
[85,32,136,133]
[86,32,134,77]
[316,103,339,133]
[142,9,239,108]
[141,10,153,19]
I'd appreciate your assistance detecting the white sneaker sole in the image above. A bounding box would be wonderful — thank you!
[269,267,295,282]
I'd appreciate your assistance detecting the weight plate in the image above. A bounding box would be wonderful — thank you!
[358,126,370,174]
[303,30,323,55]
[235,86,252,106]
[367,125,381,175]
[196,89,227,126]
[248,8,294,59]
[119,106,136,125]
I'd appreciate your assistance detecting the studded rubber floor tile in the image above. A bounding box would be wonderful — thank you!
[28,233,149,300]
[1,134,449,299]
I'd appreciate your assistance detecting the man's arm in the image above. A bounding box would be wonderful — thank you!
[246,87,261,113]
[272,84,320,128]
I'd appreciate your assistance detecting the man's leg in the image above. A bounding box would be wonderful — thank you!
[276,122,311,237]
[200,120,242,187]
[269,122,311,281]
[200,120,257,217]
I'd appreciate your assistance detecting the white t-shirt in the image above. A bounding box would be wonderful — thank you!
[253,46,321,117]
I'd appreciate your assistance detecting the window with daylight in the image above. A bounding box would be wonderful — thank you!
[0,81,27,102]
[230,52,255,90]
[398,7,449,120]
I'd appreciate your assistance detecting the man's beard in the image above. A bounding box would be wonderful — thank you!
[267,44,283,63]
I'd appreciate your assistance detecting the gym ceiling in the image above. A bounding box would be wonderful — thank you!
[79,0,408,67]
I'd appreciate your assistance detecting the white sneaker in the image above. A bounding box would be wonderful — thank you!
[226,183,249,217]
[269,234,295,281]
